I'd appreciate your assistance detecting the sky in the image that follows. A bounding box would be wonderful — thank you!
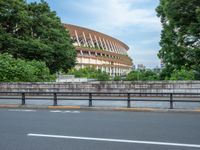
[27,0,162,69]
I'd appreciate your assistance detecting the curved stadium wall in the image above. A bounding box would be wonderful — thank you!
[64,24,133,76]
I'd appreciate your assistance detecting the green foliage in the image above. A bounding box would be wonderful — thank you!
[156,0,200,79]
[0,0,76,73]
[67,67,110,81]
[0,53,54,82]
[126,70,159,81]
[159,66,174,80]
[96,71,110,81]
[113,76,121,81]
[169,68,195,80]
[126,71,141,81]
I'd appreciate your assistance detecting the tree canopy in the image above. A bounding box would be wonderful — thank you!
[156,0,200,79]
[0,0,76,73]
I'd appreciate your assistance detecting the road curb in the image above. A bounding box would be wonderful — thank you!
[0,104,200,113]
[0,104,19,108]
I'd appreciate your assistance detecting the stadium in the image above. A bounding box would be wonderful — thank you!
[64,24,133,76]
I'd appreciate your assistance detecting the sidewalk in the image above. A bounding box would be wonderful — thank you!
[0,104,200,113]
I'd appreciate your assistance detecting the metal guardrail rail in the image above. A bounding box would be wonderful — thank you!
[0,92,200,109]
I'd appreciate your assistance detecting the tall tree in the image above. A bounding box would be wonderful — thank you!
[0,0,76,73]
[156,0,200,79]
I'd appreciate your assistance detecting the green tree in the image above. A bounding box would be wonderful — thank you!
[156,0,200,79]
[113,76,121,81]
[0,53,54,82]
[126,70,159,81]
[159,66,174,80]
[0,0,76,73]
[170,67,195,80]
[126,70,141,81]
[95,70,110,81]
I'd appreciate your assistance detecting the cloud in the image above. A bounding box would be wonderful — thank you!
[139,38,160,45]
[72,0,161,31]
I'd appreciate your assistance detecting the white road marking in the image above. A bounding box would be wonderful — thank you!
[8,109,36,112]
[63,111,71,113]
[27,133,200,148]
[71,111,80,113]
[50,110,62,113]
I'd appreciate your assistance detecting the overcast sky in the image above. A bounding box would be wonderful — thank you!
[27,0,162,69]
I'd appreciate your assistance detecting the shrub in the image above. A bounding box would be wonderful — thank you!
[0,53,54,82]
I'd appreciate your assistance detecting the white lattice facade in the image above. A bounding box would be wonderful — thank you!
[64,24,133,76]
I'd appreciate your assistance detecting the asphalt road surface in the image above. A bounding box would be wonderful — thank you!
[0,109,200,150]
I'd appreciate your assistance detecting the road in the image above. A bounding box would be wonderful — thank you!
[0,109,200,150]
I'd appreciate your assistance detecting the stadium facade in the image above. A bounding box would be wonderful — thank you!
[64,24,133,76]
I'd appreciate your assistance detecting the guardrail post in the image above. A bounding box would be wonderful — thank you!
[53,93,57,106]
[21,93,25,105]
[89,93,92,107]
[127,93,131,108]
[170,93,173,109]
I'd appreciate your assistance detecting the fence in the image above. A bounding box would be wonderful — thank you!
[1,91,200,109]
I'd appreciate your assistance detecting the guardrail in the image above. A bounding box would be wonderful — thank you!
[0,92,200,109]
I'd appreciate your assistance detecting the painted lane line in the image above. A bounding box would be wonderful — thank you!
[63,111,71,113]
[27,133,200,148]
[71,111,80,113]
[8,109,36,112]
[23,109,36,112]
[8,109,21,112]
[50,110,61,112]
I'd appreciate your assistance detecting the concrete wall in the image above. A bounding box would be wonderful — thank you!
[0,81,200,93]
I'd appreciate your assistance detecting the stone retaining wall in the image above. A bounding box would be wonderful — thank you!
[0,81,200,93]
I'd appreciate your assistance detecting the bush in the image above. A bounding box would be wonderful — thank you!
[169,68,195,80]
[126,70,159,81]
[114,76,121,81]
[0,53,54,82]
